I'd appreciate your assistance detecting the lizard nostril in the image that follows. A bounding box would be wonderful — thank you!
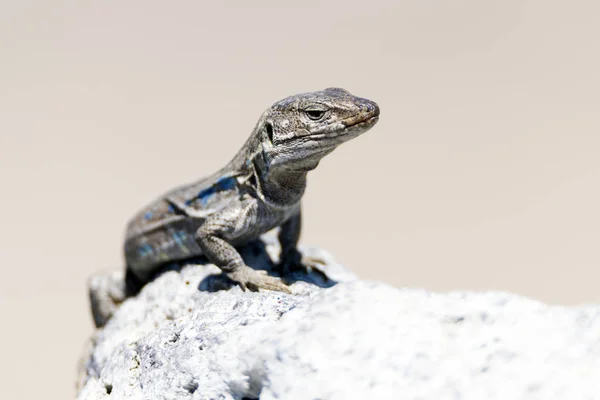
[364,102,380,116]
[364,101,379,115]
[372,103,380,116]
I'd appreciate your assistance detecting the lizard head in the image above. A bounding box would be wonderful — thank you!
[256,87,380,172]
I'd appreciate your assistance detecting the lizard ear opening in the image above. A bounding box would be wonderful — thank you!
[265,122,274,143]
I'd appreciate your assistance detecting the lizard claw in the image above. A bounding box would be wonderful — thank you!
[299,254,330,282]
[227,266,291,294]
[301,254,327,269]
[279,249,329,280]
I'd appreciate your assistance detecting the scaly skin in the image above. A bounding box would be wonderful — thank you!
[124,88,380,294]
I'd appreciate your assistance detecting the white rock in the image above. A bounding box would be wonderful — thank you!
[78,243,600,399]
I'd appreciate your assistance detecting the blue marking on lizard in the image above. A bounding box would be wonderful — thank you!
[195,176,237,205]
[170,230,190,254]
[144,211,153,220]
[137,244,154,257]
[216,176,236,190]
[197,186,216,205]
[171,230,183,245]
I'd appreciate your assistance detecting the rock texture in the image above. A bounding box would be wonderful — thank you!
[78,237,600,399]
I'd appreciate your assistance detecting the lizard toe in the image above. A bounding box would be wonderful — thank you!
[227,267,291,294]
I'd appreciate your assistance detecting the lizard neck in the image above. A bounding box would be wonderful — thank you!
[259,168,307,206]
[244,150,306,206]
[228,130,307,207]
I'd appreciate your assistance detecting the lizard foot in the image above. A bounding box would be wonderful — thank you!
[278,249,330,281]
[227,266,291,294]
[299,254,331,282]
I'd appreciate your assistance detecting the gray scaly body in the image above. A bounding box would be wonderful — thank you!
[124,88,380,293]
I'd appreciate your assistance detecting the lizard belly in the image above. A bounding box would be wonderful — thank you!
[125,218,203,278]
[224,201,299,246]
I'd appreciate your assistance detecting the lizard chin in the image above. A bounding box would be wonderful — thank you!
[285,161,320,172]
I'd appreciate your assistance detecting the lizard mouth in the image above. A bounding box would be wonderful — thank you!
[346,115,379,129]
[309,114,379,141]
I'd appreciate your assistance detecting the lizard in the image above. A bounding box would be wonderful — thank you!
[124,87,380,295]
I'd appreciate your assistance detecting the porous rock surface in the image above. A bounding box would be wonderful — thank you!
[78,238,600,399]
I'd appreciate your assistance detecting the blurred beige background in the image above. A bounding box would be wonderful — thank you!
[1,0,599,398]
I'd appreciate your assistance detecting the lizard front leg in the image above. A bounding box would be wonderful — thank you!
[195,204,291,294]
[278,210,329,277]
[278,211,303,274]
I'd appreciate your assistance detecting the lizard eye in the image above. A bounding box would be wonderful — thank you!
[305,109,326,121]
[265,122,274,143]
